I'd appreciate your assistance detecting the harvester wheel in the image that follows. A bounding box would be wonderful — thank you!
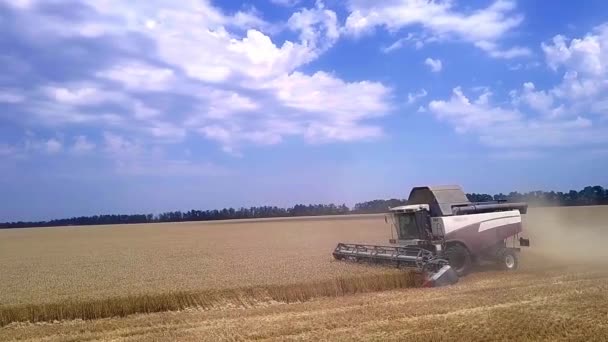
[444,244,472,277]
[498,249,519,271]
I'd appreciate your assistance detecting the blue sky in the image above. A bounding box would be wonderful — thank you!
[1,0,608,221]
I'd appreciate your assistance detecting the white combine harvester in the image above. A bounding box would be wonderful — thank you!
[333,185,530,287]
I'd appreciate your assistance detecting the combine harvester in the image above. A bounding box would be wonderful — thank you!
[333,185,530,287]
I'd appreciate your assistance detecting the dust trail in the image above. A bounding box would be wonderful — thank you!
[522,206,608,268]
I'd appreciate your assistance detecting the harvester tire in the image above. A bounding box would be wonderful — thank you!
[444,244,472,277]
[498,249,519,271]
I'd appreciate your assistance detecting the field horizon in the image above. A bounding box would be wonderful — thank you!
[4,204,607,230]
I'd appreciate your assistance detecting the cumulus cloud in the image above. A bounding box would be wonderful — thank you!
[0,0,393,154]
[429,87,521,133]
[344,0,530,58]
[424,58,443,72]
[540,26,608,107]
[267,71,391,119]
[510,82,562,117]
[507,24,608,120]
[192,70,392,152]
[423,23,608,153]
[428,87,604,149]
[287,2,340,51]
[542,31,605,75]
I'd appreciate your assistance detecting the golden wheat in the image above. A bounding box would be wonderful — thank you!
[2,268,607,341]
[0,216,391,306]
[0,271,419,326]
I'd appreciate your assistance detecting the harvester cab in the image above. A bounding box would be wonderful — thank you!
[386,204,440,248]
[333,185,530,287]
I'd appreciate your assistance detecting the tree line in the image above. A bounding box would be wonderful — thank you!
[1,185,607,229]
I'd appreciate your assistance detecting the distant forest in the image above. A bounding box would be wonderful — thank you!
[1,185,607,229]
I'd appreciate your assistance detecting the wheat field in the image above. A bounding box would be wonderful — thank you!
[0,216,394,306]
[1,206,608,341]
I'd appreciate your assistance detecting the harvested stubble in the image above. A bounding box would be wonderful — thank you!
[0,271,419,326]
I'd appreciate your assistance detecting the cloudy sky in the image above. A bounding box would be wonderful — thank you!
[1,0,607,221]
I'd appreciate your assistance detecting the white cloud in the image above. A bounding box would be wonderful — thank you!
[147,9,326,84]
[4,0,394,154]
[287,2,339,51]
[475,41,531,58]
[383,38,408,54]
[29,100,125,126]
[345,0,529,58]
[530,24,608,116]
[197,75,391,150]
[511,82,558,116]
[267,71,391,119]
[424,24,608,150]
[429,87,520,133]
[7,1,331,83]
[71,135,95,154]
[428,87,605,148]
[196,124,284,155]
[424,58,443,72]
[383,33,427,53]
[407,89,427,104]
[43,85,126,106]
[45,86,103,105]
[97,62,175,91]
[191,70,392,151]
[542,30,606,75]
[552,71,604,102]
[231,10,273,32]
[204,90,259,120]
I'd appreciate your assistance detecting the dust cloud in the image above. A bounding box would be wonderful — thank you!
[522,206,608,268]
